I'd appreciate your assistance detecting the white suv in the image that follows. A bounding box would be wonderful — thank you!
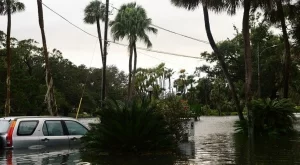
[0,116,89,150]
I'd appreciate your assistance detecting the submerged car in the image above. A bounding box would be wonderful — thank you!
[0,116,89,150]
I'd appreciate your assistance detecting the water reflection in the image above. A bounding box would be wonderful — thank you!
[81,154,188,165]
[2,117,300,164]
[0,149,82,164]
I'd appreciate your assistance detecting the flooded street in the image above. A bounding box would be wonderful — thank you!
[1,116,300,164]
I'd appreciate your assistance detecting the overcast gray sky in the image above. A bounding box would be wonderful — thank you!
[0,0,243,76]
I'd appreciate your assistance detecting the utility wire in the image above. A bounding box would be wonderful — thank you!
[138,50,181,66]
[76,39,98,119]
[109,4,210,44]
[40,1,98,38]
[39,0,205,60]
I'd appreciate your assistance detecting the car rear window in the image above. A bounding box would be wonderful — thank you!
[0,120,10,133]
[17,121,39,136]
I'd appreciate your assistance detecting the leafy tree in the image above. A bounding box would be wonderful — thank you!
[135,63,171,99]
[110,2,157,99]
[261,0,293,98]
[196,15,291,114]
[170,0,245,121]
[0,31,128,116]
[0,0,25,116]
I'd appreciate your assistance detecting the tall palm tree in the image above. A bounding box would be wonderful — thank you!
[102,0,109,104]
[242,0,253,136]
[0,0,25,116]
[262,0,292,98]
[83,0,107,104]
[170,0,245,121]
[37,0,56,116]
[165,68,174,93]
[110,2,157,99]
[84,0,106,58]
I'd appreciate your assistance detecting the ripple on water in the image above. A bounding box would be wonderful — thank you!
[2,117,300,164]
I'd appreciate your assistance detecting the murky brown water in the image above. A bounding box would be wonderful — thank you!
[1,116,300,165]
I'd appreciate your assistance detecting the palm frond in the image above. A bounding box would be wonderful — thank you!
[109,2,157,49]
[139,34,152,48]
[83,0,106,24]
[0,0,25,15]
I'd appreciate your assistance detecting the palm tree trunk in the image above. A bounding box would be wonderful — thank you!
[102,0,109,105]
[37,0,56,116]
[131,42,138,98]
[96,18,104,57]
[5,0,12,117]
[202,5,245,121]
[169,77,171,93]
[96,18,104,104]
[242,0,253,137]
[276,0,291,98]
[128,44,134,100]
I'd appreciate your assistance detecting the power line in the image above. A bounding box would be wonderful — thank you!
[138,50,181,66]
[109,4,210,44]
[76,39,98,119]
[40,1,98,38]
[150,25,210,44]
[39,0,205,60]
[110,40,204,59]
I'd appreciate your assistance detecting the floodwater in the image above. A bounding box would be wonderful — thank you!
[1,116,300,164]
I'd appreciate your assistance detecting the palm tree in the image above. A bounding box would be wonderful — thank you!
[165,68,174,93]
[84,0,106,59]
[242,0,253,136]
[262,0,292,98]
[170,0,245,121]
[0,0,25,116]
[83,0,107,104]
[37,0,56,116]
[110,2,157,99]
[187,75,195,89]
[102,0,109,104]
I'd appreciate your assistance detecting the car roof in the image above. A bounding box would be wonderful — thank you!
[0,116,75,121]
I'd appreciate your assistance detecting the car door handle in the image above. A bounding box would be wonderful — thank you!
[71,137,77,141]
[41,138,49,142]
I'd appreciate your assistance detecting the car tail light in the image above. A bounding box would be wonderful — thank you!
[6,120,16,148]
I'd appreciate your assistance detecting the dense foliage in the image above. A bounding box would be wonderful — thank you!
[235,98,297,136]
[252,98,296,135]
[0,32,127,116]
[81,99,177,155]
[156,96,192,141]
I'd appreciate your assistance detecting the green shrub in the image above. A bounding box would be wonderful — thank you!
[156,96,192,141]
[234,99,297,136]
[294,106,300,113]
[230,112,238,116]
[252,98,297,135]
[81,99,175,155]
[201,105,211,115]
[189,103,202,117]
[234,120,248,134]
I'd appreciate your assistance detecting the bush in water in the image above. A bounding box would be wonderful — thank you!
[81,99,176,155]
[234,98,297,136]
[156,96,193,141]
[252,98,296,135]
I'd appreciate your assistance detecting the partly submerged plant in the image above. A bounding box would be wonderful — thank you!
[252,98,297,135]
[234,98,297,136]
[81,99,176,155]
[156,96,192,141]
